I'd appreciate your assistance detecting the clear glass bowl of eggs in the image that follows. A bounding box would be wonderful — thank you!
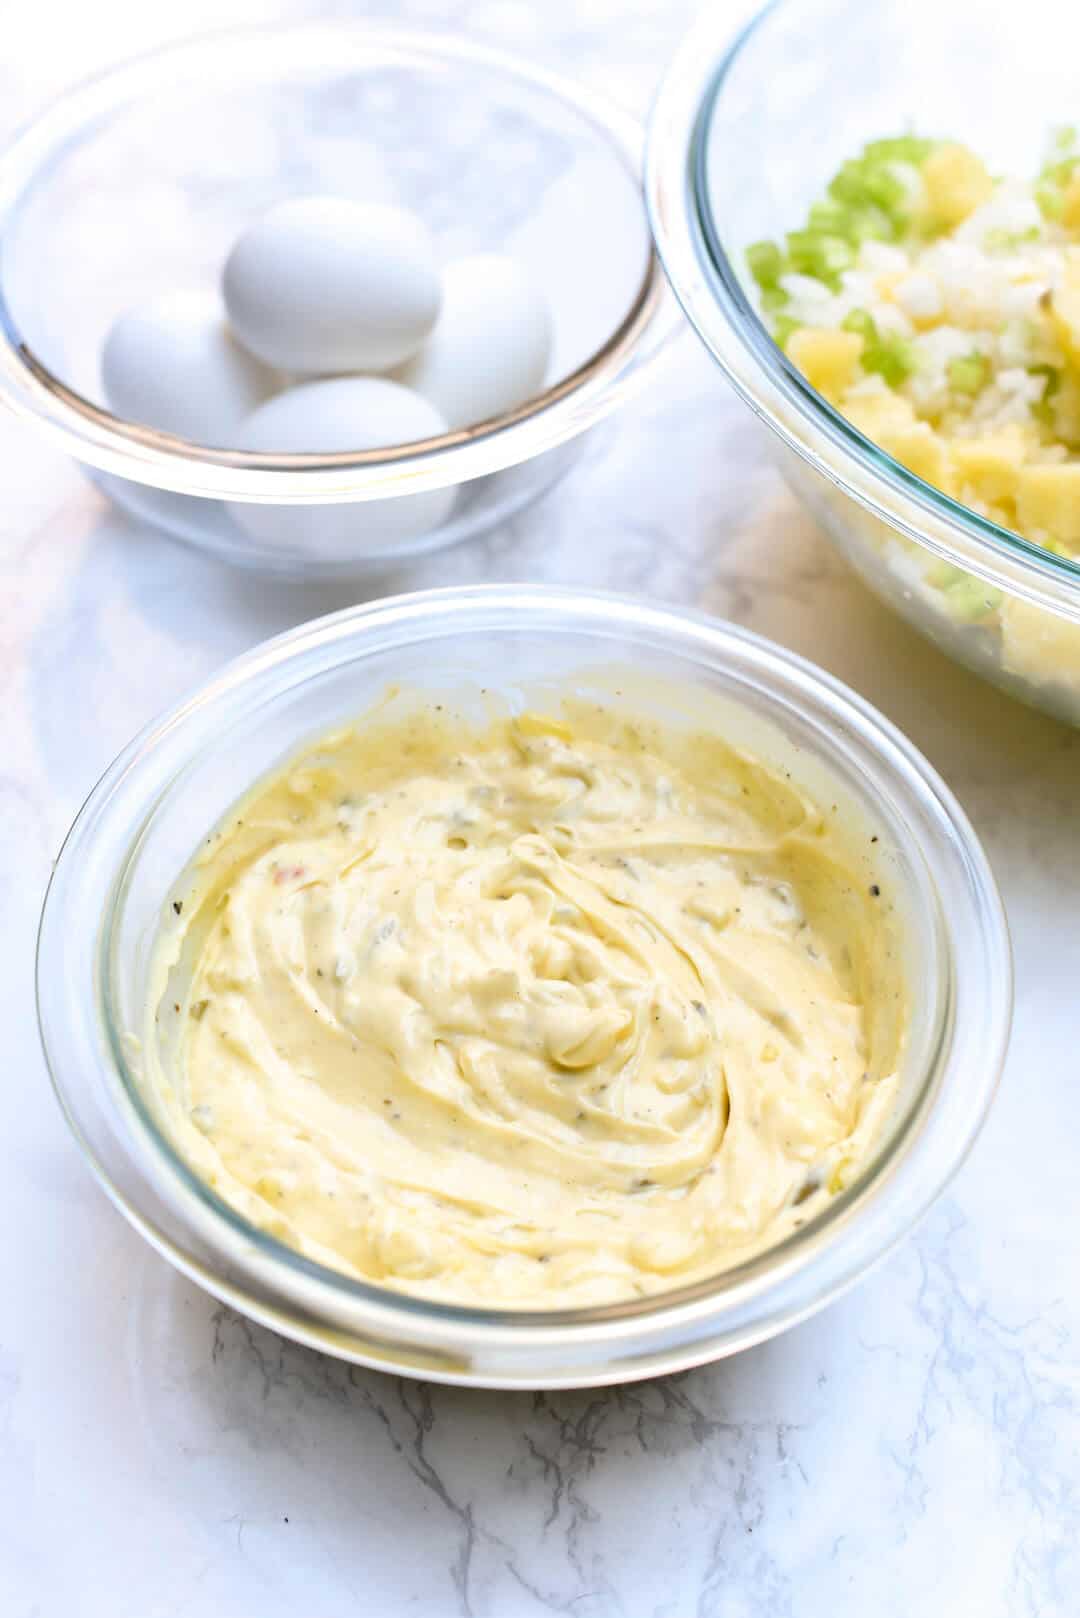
[0,25,679,576]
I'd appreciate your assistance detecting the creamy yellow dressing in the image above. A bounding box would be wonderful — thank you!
[145,697,906,1308]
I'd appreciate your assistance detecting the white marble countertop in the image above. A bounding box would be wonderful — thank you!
[3,2,1077,1614]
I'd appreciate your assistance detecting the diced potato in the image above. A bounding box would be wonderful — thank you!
[1063,175,1080,235]
[1000,596,1080,682]
[840,388,917,439]
[878,421,955,496]
[786,326,863,400]
[951,427,1030,507]
[1015,463,1080,543]
[923,143,994,228]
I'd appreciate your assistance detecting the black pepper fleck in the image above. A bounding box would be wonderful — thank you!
[869,884,880,897]
[172,900,183,915]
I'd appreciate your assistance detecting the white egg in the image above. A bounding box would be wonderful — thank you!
[101,290,277,446]
[395,254,553,429]
[226,376,458,555]
[222,196,441,374]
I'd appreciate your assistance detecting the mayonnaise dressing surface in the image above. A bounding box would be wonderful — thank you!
[146,698,906,1307]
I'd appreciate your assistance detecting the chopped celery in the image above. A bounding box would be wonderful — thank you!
[828,160,874,207]
[861,163,907,213]
[809,199,895,246]
[862,135,939,165]
[943,576,1004,621]
[926,562,1003,620]
[863,334,916,386]
[817,236,856,280]
[947,353,989,395]
[747,239,785,288]
[786,229,854,287]
[841,307,879,344]
[808,200,854,237]
[985,225,1040,251]
[748,135,946,363]
[1044,161,1077,183]
[1035,127,1080,218]
[840,307,914,383]
[828,152,911,228]
[748,136,945,305]
[749,134,947,312]
[848,204,896,242]
[760,283,790,311]
[925,559,967,589]
[1035,177,1066,220]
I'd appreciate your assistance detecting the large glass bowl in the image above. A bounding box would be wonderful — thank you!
[36,585,1010,1389]
[647,0,1080,725]
[0,25,679,577]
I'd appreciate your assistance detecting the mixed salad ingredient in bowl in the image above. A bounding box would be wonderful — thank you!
[647,0,1080,726]
[36,586,1010,1385]
[750,129,1080,688]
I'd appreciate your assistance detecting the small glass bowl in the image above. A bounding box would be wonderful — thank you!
[0,25,679,577]
[648,0,1080,725]
[36,585,1011,1389]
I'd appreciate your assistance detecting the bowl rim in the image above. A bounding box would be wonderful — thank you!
[645,0,1080,620]
[0,21,681,504]
[36,584,1012,1379]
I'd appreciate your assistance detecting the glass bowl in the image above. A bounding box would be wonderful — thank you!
[36,584,1011,1389]
[647,0,1080,726]
[0,25,679,578]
